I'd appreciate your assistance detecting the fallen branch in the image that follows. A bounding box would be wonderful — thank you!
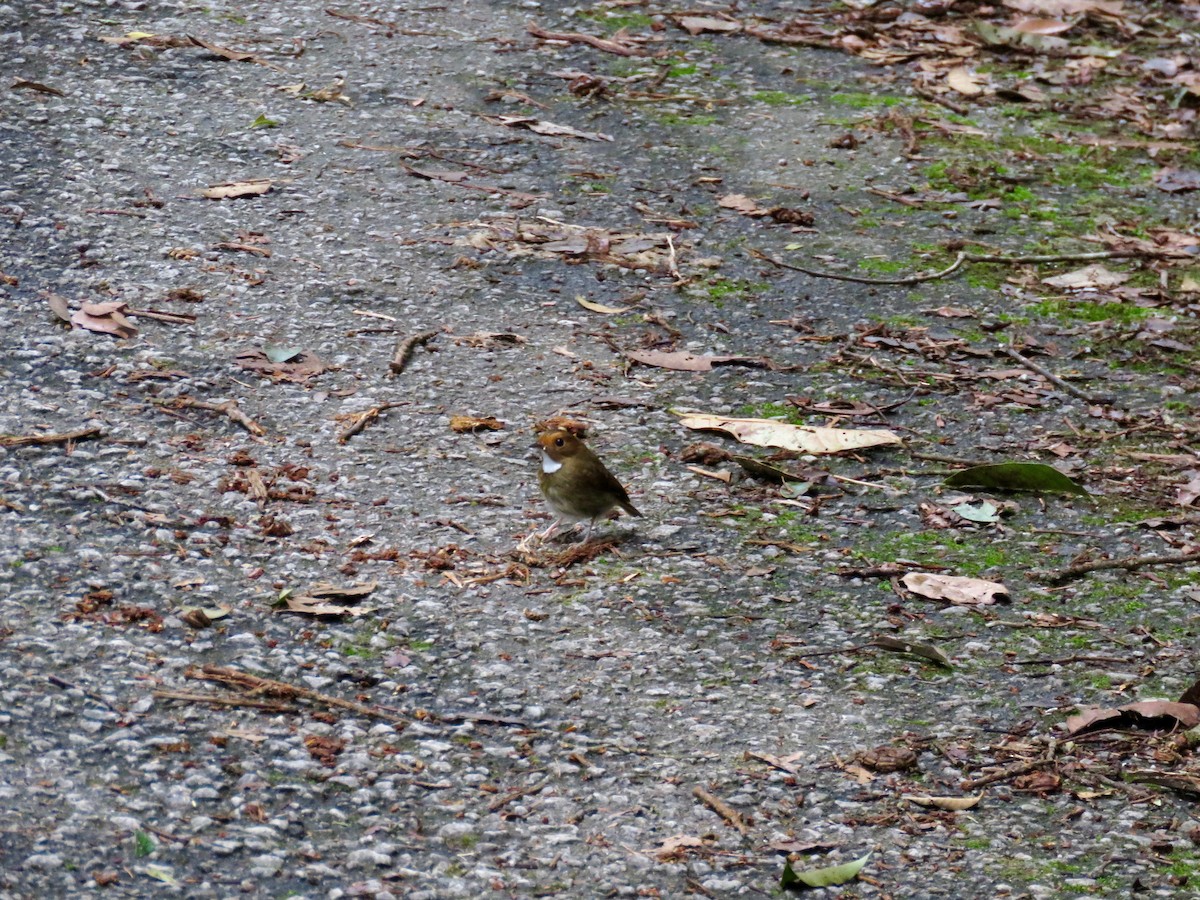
[186,664,409,728]
[693,786,751,835]
[1036,549,1200,584]
[389,330,437,376]
[1000,346,1108,405]
[337,401,407,443]
[0,427,101,448]
[152,396,265,435]
[751,247,1187,286]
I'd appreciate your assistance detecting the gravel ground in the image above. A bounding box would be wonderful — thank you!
[2,2,1199,898]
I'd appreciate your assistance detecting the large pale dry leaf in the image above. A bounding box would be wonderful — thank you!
[480,114,612,142]
[1042,264,1129,289]
[649,834,713,861]
[1177,475,1200,507]
[1066,700,1200,736]
[946,66,986,95]
[1154,167,1200,193]
[718,193,763,215]
[275,583,377,617]
[676,15,741,35]
[901,572,1009,606]
[676,413,901,455]
[629,350,770,372]
[201,179,273,200]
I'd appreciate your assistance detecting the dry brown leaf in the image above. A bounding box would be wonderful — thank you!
[900,572,1009,606]
[234,348,327,382]
[45,292,72,322]
[449,415,504,433]
[1177,475,1200,507]
[718,193,763,215]
[686,465,732,483]
[1066,700,1200,736]
[12,78,65,96]
[307,581,378,601]
[277,582,377,617]
[1154,167,1200,193]
[575,296,632,315]
[676,413,902,455]
[200,179,273,200]
[902,793,983,811]
[71,301,138,339]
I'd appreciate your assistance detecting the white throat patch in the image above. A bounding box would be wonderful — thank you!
[541,451,562,474]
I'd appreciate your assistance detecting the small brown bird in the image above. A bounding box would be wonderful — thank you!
[537,429,642,541]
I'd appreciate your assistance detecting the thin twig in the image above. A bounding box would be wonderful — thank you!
[1010,655,1133,667]
[389,330,437,376]
[1000,346,1108,404]
[152,688,297,713]
[0,427,101,448]
[1036,549,1200,584]
[337,401,407,443]
[488,775,552,812]
[152,396,265,435]
[751,247,966,285]
[48,675,121,712]
[187,665,409,728]
[751,247,1186,286]
[693,786,751,835]
[962,738,1057,791]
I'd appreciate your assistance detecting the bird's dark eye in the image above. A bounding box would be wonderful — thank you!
[555,437,565,447]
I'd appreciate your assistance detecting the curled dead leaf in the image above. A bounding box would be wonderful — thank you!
[449,415,504,433]
[1066,700,1200,737]
[902,793,982,811]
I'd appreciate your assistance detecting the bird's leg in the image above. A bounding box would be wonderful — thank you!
[538,518,562,541]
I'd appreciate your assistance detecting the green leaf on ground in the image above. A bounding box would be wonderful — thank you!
[943,463,1087,496]
[782,852,871,890]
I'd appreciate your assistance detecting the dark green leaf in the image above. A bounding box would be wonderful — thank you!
[943,463,1087,496]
